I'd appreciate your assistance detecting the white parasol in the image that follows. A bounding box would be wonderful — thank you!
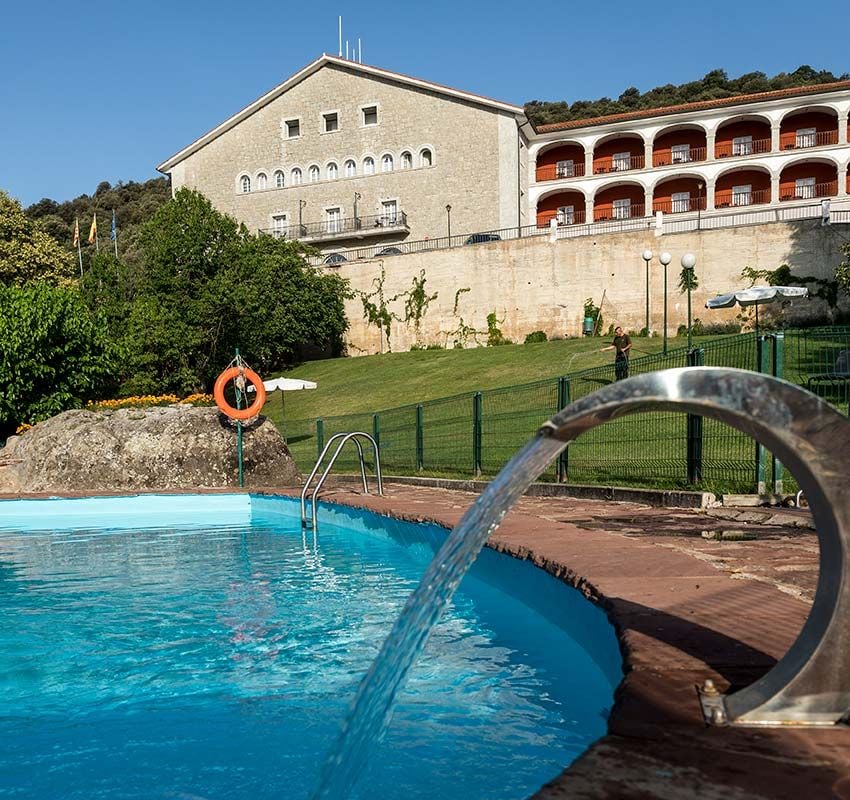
[705,286,809,335]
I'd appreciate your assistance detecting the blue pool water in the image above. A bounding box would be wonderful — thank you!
[0,494,621,799]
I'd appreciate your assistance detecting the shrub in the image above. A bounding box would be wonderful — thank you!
[524,330,548,344]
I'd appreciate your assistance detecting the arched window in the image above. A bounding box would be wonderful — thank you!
[345,159,356,177]
[420,148,433,167]
[274,170,285,188]
[364,157,375,175]
[382,154,394,172]
[257,172,267,190]
[309,165,320,183]
[401,151,412,169]
[240,175,251,193]
[327,162,338,180]
[291,167,302,185]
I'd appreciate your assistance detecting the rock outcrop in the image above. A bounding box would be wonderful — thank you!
[0,406,300,493]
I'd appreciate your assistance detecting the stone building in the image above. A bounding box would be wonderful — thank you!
[157,55,528,260]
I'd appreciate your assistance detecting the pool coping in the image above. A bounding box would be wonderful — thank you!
[265,485,849,800]
[2,486,847,797]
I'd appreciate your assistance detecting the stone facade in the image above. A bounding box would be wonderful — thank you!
[160,57,526,256]
[333,219,850,354]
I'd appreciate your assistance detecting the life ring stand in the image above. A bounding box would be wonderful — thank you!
[214,366,266,420]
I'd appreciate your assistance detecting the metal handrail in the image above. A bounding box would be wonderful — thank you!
[300,431,383,530]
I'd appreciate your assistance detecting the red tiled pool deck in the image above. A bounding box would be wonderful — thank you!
[291,482,850,800]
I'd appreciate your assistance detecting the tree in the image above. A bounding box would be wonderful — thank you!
[0,191,76,284]
[0,283,114,436]
[835,242,850,299]
[116,189,349,394]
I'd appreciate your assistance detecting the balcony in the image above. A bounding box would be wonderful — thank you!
[652,196,707,215]
[715,138,771,159]
[261,211,409,243]
[714,189,770,208]
[779,181,837,201]
[535,161,586,182]
[652,146,707,167]
[593,203,646,222]
[593,154,645,175]
[779,129,839,150]
[537,208,587,227]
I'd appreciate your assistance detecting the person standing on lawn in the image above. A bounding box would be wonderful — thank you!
[602,326,632,380]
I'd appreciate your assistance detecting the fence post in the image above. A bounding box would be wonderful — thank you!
[771,333,785,495]
[472,392,483,476]
[316,419,325,458]
[415,405,424,471]
[557,377,571,482]
[372,413,381,463]
[755,335,771,495]
[686,348,704,484]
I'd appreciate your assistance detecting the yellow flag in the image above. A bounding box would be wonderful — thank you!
[73,218,80,247]
[88,214,97,245]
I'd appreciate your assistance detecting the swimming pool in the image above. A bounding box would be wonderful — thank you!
[0,493,621,799]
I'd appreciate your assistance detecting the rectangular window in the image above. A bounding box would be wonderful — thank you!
[556,205,574,225]
[285,119,300,138]
[612,152,631,172]
[612,198,631,219]
[796,127,817,148]
[381,200,398,226]
[323,112,339,133]
[795,176,817,199]
[732,136,753,156]
[671,144,691,164]
[732,184,752,206]
[272,214,287,238]
[362,105,378,126]
[325,207,341,233]
[556,159,574,178]
[671,192,691,213]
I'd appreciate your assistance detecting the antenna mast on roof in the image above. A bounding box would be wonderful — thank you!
[338,16,342,57]
[346,40,349,60]
[358,37,362,63]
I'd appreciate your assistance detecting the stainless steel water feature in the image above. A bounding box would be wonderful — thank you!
[311,368,849,799]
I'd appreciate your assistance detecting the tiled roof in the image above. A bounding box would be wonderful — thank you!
[536,81,850,133]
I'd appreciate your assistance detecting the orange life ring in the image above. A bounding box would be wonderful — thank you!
[214,366,266,420]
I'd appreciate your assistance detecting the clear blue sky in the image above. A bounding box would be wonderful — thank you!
[2,0,847,207]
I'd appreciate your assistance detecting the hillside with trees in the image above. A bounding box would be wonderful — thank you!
[525,65,849,126]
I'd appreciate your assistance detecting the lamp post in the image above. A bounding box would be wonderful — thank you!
[659,251,671,354]
[445,204,452,240]
[697,182,704,231]
[298,199,307,236]
[681,252,697,351]
[642,249,653,335]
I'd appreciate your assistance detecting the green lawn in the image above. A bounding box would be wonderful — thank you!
[263,334,720,425]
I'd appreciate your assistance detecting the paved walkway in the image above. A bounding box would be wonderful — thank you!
[304,482,848,800]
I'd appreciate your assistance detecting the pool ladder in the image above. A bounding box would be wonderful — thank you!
[300,432,384,531]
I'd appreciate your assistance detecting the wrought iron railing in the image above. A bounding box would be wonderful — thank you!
[779,129,839,150]
[260,211,409,241]
[652,146,708,167]
[593,153,645,174]
[779,181,838,202]
[535,161,586,182]
[715,137,772,158]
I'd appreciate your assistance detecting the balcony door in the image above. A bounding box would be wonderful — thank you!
[732,184,752,206]
[671,144,691,164]
[795,128,816,148]
[556,205,575,225]
[326,207,342,234]
[272,214,287,238]
[381,200,398,226]
[732,136,753,157]
[612,152,631,172]
[556,159,575,178]
[795,177,816,199]
[612,198,631,219]
[671,192,691,213]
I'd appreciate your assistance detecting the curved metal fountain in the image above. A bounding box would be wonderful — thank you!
[311,368,850,799]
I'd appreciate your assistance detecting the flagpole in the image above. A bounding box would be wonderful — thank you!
[95,215,99,253]
[74,217,83,277]
[77,236,83,276]
[112,209,118,258]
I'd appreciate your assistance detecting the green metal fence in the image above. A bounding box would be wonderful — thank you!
[284,327,850,494]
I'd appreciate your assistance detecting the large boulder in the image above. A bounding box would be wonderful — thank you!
[0,405,300,493]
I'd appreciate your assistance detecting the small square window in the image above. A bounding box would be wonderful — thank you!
[323,112,339,133]
[285,119,300,138]
[362,105,378,126]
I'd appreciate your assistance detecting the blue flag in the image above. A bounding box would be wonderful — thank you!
[110,210,117,241]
